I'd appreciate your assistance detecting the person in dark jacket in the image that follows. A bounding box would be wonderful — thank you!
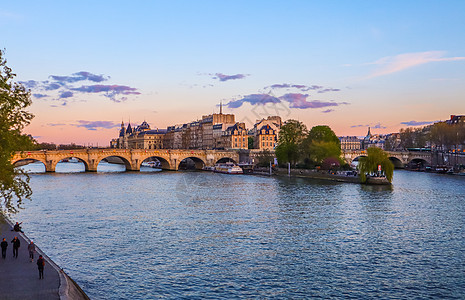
[27,241,36,262]
[12,222,23,233]
[37,255,45,279]
[11,236,20,258]
[1,238,7,259]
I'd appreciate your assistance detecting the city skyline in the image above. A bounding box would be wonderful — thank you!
[2,1,464,145]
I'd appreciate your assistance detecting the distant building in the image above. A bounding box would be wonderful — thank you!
[446,115,465,125]
[255,124,277,150]
[339,136,361,151]
[251,116,281,150]
[361,127,388,150]
[110,107,286,151]
[111,121,166,149]
[216,123,248,149]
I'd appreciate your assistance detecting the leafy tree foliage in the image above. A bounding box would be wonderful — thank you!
[307,141,342,165]
[396,127,428,150]
[248,137,254,149]
[0,50,35,214]
[275,119,307,166]
[302,125,341,166]
[358,147,394,183]
[306,125,340,145]
[430,121,465,151]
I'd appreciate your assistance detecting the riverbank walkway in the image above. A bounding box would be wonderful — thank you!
[0,216,88,300]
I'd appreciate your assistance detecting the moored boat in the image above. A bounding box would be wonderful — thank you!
[214,162,243,174]
[142,161,162,168]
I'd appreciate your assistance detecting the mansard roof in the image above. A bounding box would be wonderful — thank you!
[258,124,275,134]
[135,120,151,132]
[138,129,167,136]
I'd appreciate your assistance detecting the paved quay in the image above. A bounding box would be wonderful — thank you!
[0,216,88,300]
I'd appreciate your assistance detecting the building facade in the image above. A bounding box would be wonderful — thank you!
[111,121,166,149]
[255,124,277,150]
[339,136,362,151]
[251,116,281,150]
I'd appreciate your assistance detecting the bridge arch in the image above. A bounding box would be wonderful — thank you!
[178,156,206,170]
[98,155,132,171]
[139,156,171,170]
[351,155,366,162]
[53,156,89,172]
[13,157,46,167]
[407,158,429,170]
[13,158,46,172]
[215,157,238,164]
[388,157,404,169]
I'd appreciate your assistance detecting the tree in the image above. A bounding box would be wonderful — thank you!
[302,125,341,166]
[431,122,455,151]
[0,49,35,214]
[275,119,307,166]
[306,125,340,145]
[248,136,254,149]
[307,141,342,165]
[358,147,394,183]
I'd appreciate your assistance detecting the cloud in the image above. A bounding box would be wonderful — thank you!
[44,82,63,91]
[213,73,248,82]
[20,71,138,104]
[401,120,435,126]
[225,94,280,108]
[322,109,334,113]
[368,51,465,78]
[33,93,48,98]
[49,71,109,83]
[47,123,66,127]
[318,88,341,93]
[71,84,141,102]
[372,123,387,129]
[71,120,120,131]
[19,80,40,89]
[59,91,73,99]
[279,93,348,109]
[268,83,341,93]
[225,93,349,110]
[351,124,369,128]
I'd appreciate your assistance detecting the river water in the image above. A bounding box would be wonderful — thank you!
[14,162,465,299]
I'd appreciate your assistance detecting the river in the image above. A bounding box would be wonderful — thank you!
[13,162,465,299]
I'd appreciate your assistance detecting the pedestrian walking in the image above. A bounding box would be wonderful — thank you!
[11,236,20,258]
[37,255,45,279]
[28,241,36,262]
[1,238,7,259]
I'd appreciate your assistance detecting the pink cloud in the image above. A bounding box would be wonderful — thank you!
[368,51,465,78]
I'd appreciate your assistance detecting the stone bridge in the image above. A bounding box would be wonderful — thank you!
[12,149,240,172]
[343,150,432,168]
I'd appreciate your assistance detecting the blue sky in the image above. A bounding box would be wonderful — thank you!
[2,1,464,145]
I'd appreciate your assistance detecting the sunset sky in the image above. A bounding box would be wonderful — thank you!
[2,1,464,146]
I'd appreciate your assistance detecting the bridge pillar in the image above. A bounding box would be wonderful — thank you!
[87,158,99,172]
[127,159,140,171]
[45,160,56,172]
[170,158,178,171]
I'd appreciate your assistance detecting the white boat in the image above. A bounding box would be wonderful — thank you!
[214,162,243,174]
[142,161,162,168]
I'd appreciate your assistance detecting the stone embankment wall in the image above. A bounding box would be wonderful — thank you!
[253,167,361,183]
